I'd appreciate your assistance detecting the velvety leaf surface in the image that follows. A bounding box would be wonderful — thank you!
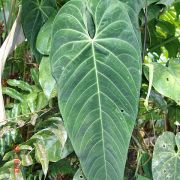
[152,132,180,180]
[51,0,142,179]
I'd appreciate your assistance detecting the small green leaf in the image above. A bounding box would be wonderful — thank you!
[27,92,38,113]
[2,151,14,161]
[152,132,180,180]
[4,132,13,147]
[7,79,33,92]
[0,139,5,156]
[39,57,56,100]
[32,127,67,162]
[0,161,14,172]
[2,87,23,102]
[51,124,67,148]
[36,92,48,110]
[11,104,21,120]
[30,113,38,126]
[19,145,33,151]
[21,154,33,166]
[21,100,30,116]
[34,142,49,176]
[30,68,39,86]
[36,14,56,55]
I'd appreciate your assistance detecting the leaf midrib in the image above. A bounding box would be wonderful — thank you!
[91,41,108,179]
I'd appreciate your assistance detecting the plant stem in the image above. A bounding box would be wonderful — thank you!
[142,0,148,61]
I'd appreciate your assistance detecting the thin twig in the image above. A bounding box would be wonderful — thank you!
[142,0,148,61]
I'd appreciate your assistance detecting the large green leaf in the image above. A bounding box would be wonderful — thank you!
[152,132,180,180]
[21,0,57,60]
[51,0,142,179]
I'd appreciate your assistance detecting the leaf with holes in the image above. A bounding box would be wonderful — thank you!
[145,59,180,105]
[152,132,180,180]
[73,169,85,180]
[50,0,142,179]
[21,0,57,60]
